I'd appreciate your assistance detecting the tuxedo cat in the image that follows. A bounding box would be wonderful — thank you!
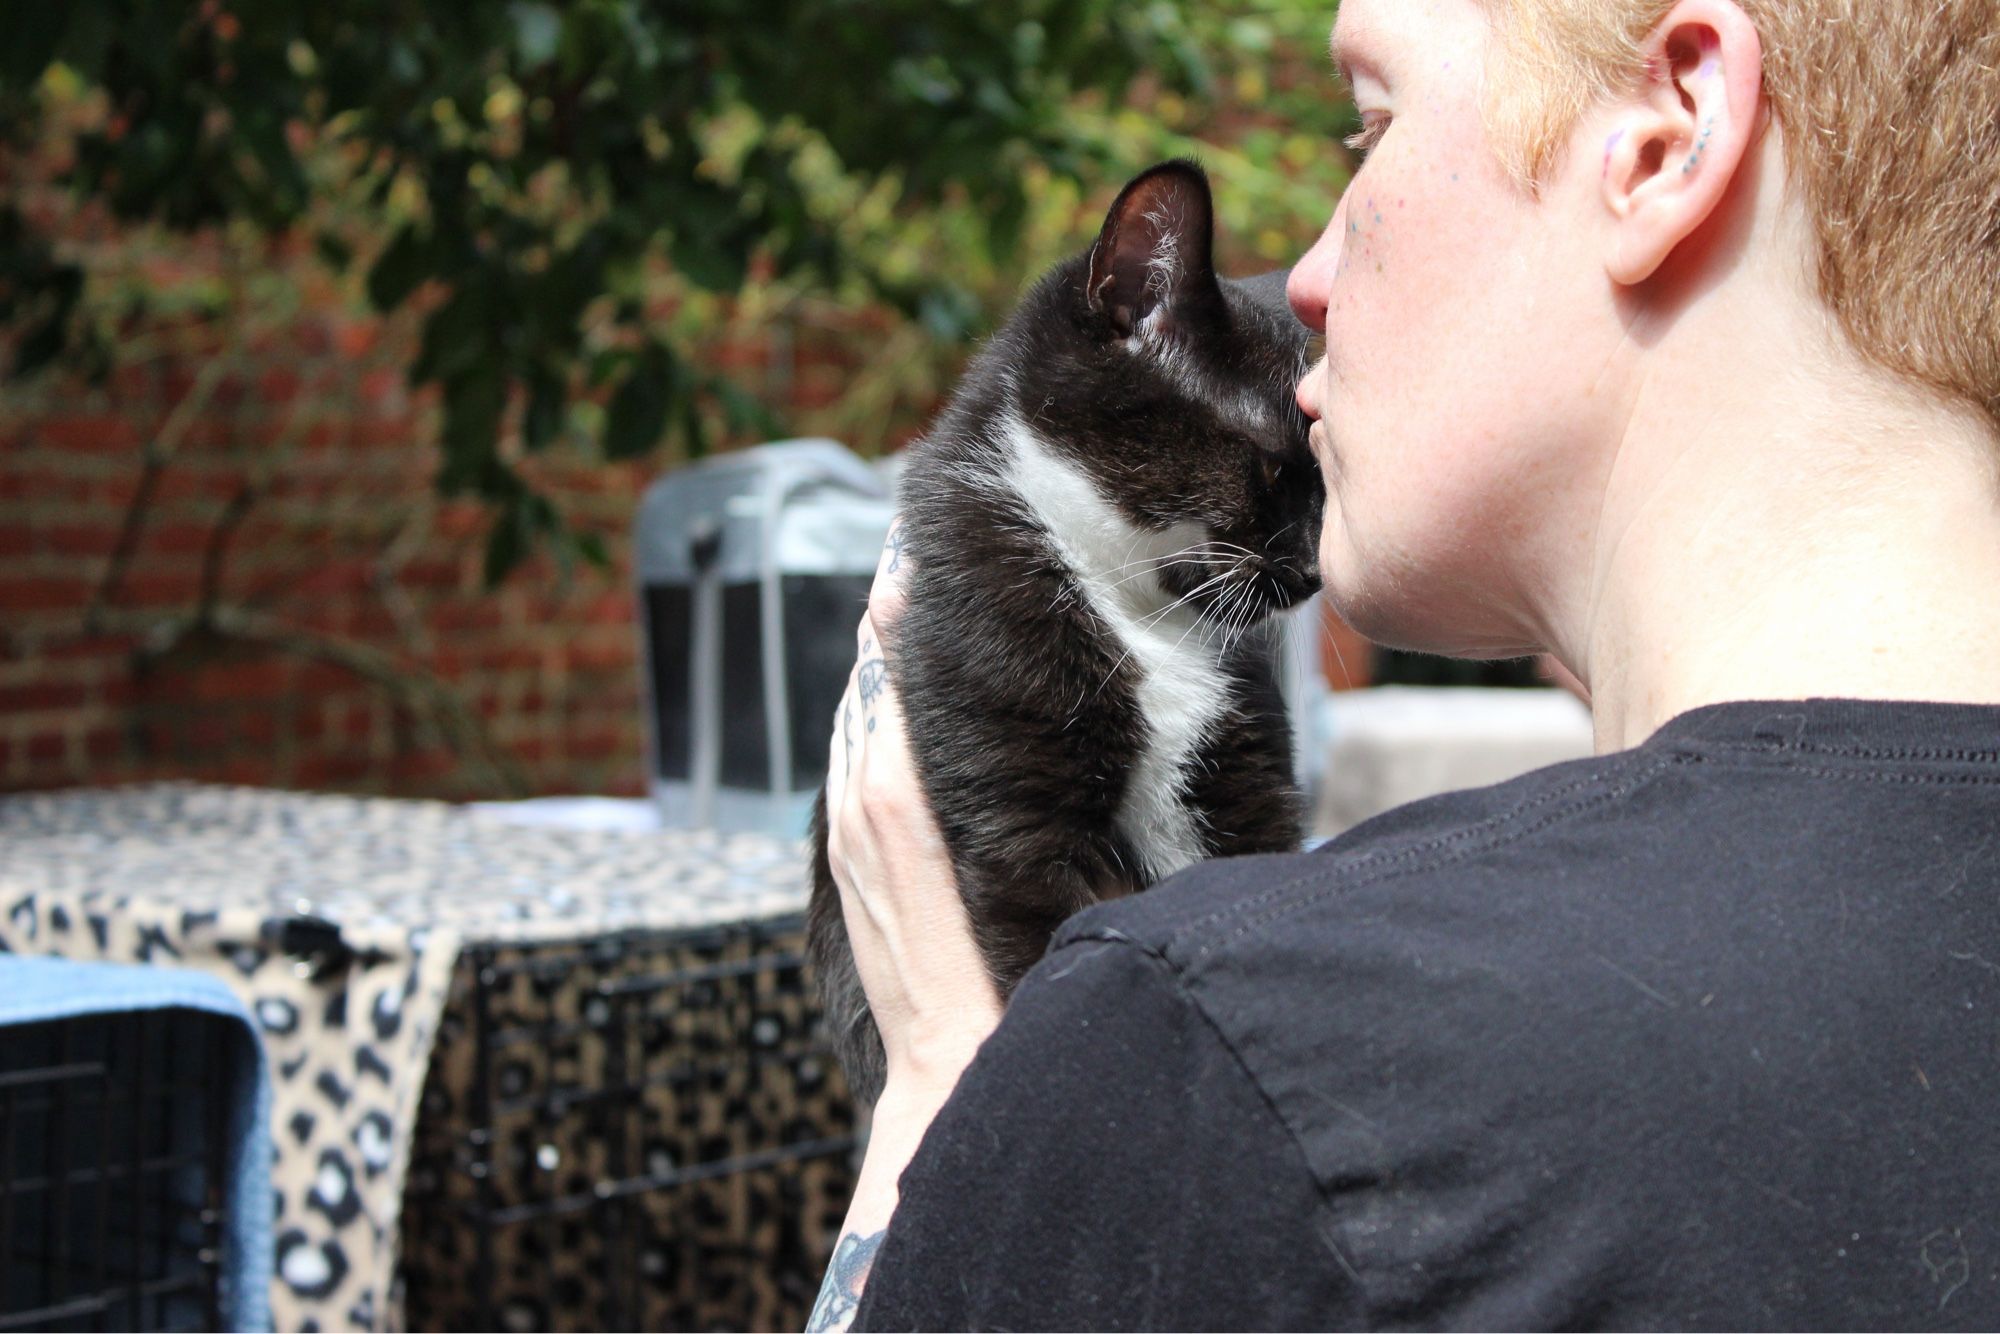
[808,160,1322,1103]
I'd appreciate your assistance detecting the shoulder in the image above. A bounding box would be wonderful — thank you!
[1043,749,1722,1296]
[1051,744,1734,1122]
[1059,743,1681,978]
[856,930,1359,1330]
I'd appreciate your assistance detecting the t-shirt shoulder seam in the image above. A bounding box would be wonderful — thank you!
[1179,750,1690,963]
[1049,929,1375,1298]
[1675,741,2000,780]
[1146,751,1661,948]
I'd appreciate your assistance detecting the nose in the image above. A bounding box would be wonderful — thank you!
[1286,203,1345,338]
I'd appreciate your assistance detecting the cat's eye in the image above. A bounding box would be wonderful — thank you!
[1344,113,1391,164]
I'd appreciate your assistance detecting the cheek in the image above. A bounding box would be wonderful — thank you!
[1333,172,1511,403]
[1324,170,1447,363]
[1337,190,1393,280]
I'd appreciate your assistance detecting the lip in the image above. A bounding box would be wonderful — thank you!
[1294,376,1320,420]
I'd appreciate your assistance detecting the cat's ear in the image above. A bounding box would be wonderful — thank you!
[1085,160,1218,339]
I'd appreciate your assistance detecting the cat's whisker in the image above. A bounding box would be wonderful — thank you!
[1098,541,1238,579]
[1171,570,1253,655]
[1209,581,1252,654]
[1208,581,1243,648]
[1261,520,1302,553]
[1230,581,1265,650]
[1318,615,1355,689]
[1103,555,1226,593]
[1140,574,1229,622]
[1136,570,1235,630]
[1176,589,1238,656]
[1214,569,1271,655]
[1090,571,1229,697]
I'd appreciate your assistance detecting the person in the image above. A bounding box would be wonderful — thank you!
[810,0,2000,1326]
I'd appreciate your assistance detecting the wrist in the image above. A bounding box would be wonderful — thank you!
[881,1002,1000,1097]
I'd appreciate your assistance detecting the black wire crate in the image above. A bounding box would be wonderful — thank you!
[400,914,859,1332]
[0,1008,232,1333]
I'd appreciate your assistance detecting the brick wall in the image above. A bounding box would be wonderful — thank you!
[1,286,674,800]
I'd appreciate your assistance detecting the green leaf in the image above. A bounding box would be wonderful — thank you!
[1,6,68,86]
[680,395,710,460]
[315,231,354,273]
[12,312,66,378]
[603,342,674,460]
[522,365,565,451]
[709,376,778,437]
[987,184,1029,253]
[366,225,430,311]
[439,365,509,496]
[414,281,499,384]
[483,498,533,586]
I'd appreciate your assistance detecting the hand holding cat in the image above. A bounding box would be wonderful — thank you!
[824,518,1003,1102]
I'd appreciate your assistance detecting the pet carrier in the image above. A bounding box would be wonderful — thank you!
[0,957,271,1333]
[398,916,857,1331]
[636,439,895,837]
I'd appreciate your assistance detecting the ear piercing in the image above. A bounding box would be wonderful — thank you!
[1683,117,1715,174]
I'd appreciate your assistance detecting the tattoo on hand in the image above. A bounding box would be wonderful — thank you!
[806,1228,885,1332]
[843,699,854,776]
[884,522,907,574]
[857,659,886,732]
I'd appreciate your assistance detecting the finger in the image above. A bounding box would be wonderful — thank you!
[852,614,892,742]
[878,515,908,580]
[870,516,911,623]
[825,656,861,817]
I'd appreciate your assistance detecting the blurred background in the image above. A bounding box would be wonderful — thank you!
[0,0,1399,805]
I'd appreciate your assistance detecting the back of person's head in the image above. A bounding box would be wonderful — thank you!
[1480,0,2000,432]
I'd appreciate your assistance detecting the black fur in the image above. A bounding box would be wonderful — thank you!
[808,161,1323,1103]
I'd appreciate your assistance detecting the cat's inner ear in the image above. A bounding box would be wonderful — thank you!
[1085,162,1217,340]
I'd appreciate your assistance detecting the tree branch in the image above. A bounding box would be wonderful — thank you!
[87,351,233,633]
[75,605,533,798]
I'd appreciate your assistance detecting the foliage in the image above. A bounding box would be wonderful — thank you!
[1,0,1356,582]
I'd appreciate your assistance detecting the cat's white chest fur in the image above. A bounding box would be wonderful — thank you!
[999,413,1229,881]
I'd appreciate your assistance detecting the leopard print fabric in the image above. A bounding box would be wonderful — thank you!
[400,925,856,1331]
[0,785,839,1332]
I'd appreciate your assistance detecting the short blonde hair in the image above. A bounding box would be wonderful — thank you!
[1482,0,2000,431]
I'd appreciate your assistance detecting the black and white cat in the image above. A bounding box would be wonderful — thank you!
[808,160,1323,1103]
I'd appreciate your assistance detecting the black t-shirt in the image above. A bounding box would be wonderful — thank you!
[854,699,2000,1331]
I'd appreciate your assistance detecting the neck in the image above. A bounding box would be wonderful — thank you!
[1569,328,2000,753]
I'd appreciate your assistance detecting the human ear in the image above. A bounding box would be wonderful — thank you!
[1597,0,1763,285]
